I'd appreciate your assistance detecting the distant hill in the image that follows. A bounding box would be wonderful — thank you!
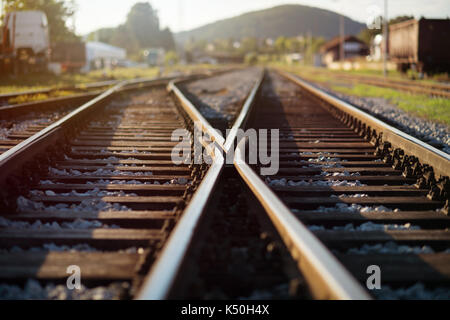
[176,4,365,43]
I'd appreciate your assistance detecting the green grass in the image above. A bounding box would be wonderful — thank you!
[0,67,160,95]
[331,83,450,126]
[6,90,77,104]
[271,63,450,126]
[270,62,448,85]
[87,67,160,80]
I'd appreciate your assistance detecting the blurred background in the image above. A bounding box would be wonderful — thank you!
[0,0,449,86]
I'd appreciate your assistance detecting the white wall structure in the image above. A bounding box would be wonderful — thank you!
[83,41,126,72]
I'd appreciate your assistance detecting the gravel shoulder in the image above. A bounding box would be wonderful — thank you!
[180,68,263,131]
[0,108,74,141]
[296,76,450,154]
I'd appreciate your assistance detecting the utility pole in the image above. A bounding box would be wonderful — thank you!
[383,0,388,77]
[340,14,345,61]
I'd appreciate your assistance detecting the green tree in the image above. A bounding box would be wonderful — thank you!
[3,0,78,43]
[87,28,115,43]
[185,38,208,52]
[158,27,175,51]
[164,50,178,65]
[358,27,380,46]
[389,15,414,25]
[240,37,258,54]
[244,52,258,65]
[88,2,175,57]
[275,36,287,53]
[358,15,414,46]
[125,2,159,49]
[303,36,325,64]
[285,37,303,53]
[110,25,139,55]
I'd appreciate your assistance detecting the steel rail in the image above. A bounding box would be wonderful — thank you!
[0,73,214,177]
[165,67,248,152]
[0,80,120,104]
[167,68,265,154]
[137,144,224,300]
[167,79,226,149]
[293,69,450,94]
[137,69,265,299]
[0,76,176,117]
[125,76,177,87]
[234,137,371,300]
[348,78,450,98]
[73,79,120,90]
[278,70,450,178]
[224,71,265,152]
[0,72,241,300]
[0,88,52,102]
[0,72,207,108]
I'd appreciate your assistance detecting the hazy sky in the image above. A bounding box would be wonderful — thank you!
[74,0,450,35]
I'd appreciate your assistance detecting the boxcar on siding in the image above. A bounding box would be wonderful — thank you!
[389,18,450,73]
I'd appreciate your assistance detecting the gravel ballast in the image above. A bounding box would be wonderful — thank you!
[16,195,132,212]
[178,171,309,299]
[0,109,72,141]
[308,222,421,232]
[374,283,450,300]
[0,216,119,230]
[343,242,446,255]
[0,280,130,300]
[181,68,263,128]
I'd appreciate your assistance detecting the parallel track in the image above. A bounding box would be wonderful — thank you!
[0,77,187,155]
[0,77,215,298]
[290,68,450,99]
[0,67,448,300]
[234,70,449,299]
[0,92,100,155]
[0,80,120,106]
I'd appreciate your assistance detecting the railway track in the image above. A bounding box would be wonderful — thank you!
[137,69,266,299]
[292,68,450,99]
[0,68,262,300]
[137,69,370,300]
[0,76,218,299]
[234,70,450,299]
[0,68,232,107]
[0,67,448,300]
[0,74,214,155]
[138,69,313,300]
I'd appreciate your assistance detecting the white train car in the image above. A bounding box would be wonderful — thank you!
[82,41,126,72]
[0,10,50,74]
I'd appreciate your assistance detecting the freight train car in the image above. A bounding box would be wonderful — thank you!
[389,18,450,73]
